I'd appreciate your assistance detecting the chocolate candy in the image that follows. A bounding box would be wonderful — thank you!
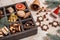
[15,4,26,10]
[0,10,3,15]
[10,23,21,34]
[10,26,16,34]
[24,21,34,29]
[0,30,3,37]
[0,15,4,19]
[13,23,21,32]
[17,11,25,18]
[1,26,10,35]
[24,12,30,18]
[43,15,46,19]
[8,13,18,22]
[7,7,14,13]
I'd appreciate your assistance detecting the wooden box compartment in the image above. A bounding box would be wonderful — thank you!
[0,1,37,40]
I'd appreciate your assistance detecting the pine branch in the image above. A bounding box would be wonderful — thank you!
[46,0,59,2]
[47,34,60,40]
[45,0,60,8]
[47,4,59,8]
[0,17,9,26]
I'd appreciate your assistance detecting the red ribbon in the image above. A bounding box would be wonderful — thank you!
[53,6,60,15]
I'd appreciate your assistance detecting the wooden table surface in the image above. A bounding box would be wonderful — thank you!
[0,0,60,40]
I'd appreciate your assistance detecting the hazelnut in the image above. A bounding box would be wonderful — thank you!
[46,13,48,15]
[24,12,30,18]
[46,18,49,21]
[43,15,46,19]
[49,22,52,25]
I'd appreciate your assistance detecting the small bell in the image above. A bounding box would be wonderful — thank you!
[30,0,40,11]
[33,0,40,6]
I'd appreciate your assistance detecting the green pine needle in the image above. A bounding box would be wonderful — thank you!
[47,4,58,8]
[46,0,60,8]
[57,29,60,33]
[0,24,4,29]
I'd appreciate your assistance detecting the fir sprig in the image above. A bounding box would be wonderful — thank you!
[47,34,60,40]
[57,29,60,33]
[0,17,9,29]
[45,0,60,8]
